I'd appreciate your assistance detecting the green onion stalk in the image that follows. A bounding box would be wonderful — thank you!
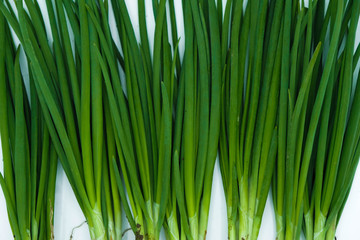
[96,0,219,238]
[165,0,222,239]
[219,0,283,239]
[272,0,357,239]
[0,17,58,240]
[0,0,125,239]
[301,1,360,240]
[89,0,184,238]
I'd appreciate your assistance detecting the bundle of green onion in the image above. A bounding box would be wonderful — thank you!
[94,0,222,239]
[273,0,360,239]
[0,0,124,239]
[89,0,222,239]
[302,1,360,240]
[219,0,283,238]
[91,0,180,238]
[169,0,221,239]
[0,14,58,240]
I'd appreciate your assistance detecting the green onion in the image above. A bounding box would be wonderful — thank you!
[0,17,58,240]
[301,1,360,240]
[0,1,125,239]
[273,0,360,239]
[90,0,179,238]
[96,1,221,239]
[173,1,221,239]
[219,0,283,239]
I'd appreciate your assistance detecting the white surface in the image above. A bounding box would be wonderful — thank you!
[1,1,360,239]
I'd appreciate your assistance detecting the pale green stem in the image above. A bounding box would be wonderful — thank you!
[251,216,262,240]
[143,200,155,239]
[247,185,257,240]
[107,220,115,240]
[276,213,285,240]
[325,216,337,240]
[31,219,38,240]
[180,221,186,240]
[167,210,180,240]
[314,212,326,240]
[228,218,236,240]
[198,202,209,240]
[146,218,156,240]
[239,178,249,240]
[153,202,160,240]
[304,211,314,240]
[135,205,145,239]
[114,211,121,240]
[189,213,199,240]
[285,222,294,240]
[89,204,106,240]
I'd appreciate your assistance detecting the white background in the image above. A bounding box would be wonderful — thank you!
[1,0,360,239]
